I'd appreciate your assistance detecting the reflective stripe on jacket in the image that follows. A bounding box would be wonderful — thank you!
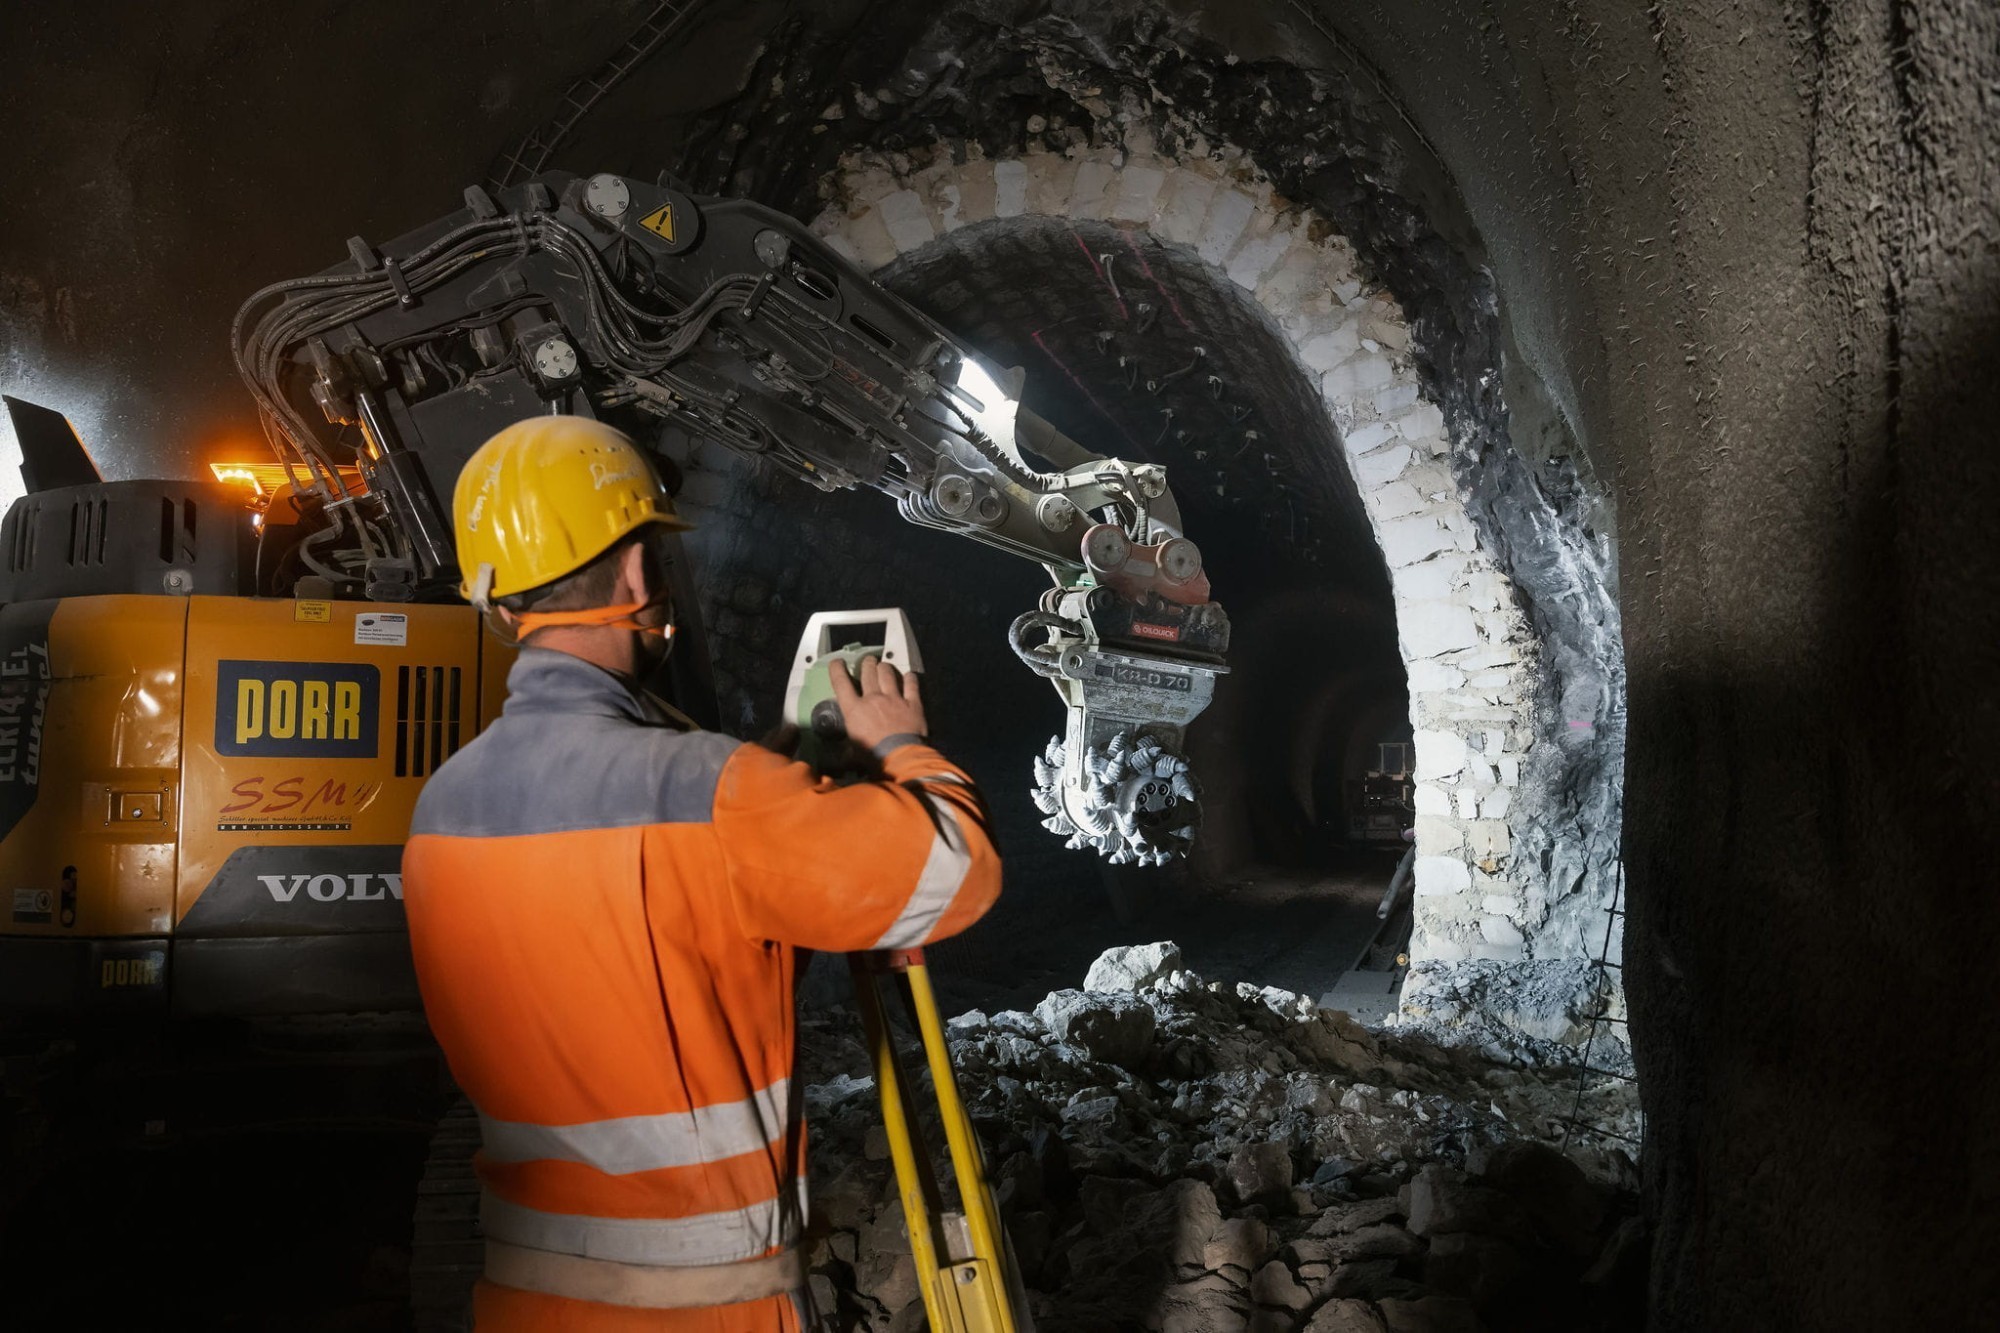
[401,648,1001,1282]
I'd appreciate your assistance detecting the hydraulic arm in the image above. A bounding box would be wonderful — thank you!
[233,172,1230,863]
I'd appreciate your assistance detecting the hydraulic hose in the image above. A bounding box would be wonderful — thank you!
[1008,611,1077,678]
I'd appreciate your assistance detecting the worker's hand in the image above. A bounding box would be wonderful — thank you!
[829,654,927,751]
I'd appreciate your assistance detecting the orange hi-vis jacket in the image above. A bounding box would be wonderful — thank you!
[402,649,1001,1329]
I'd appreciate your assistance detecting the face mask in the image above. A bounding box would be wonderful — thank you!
[505,593,677,668]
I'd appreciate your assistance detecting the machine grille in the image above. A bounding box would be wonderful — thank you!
[395,665,465,778]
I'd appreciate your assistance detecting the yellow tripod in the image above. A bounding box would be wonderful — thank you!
[849,949,1029,1333]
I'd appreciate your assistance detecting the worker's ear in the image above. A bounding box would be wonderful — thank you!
[615,537,652,603]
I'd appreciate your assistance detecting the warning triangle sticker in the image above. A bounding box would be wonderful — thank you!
[637,203,676,242]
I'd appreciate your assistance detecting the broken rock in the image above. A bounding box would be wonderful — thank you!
[1085,940,1185,993]
[1404,1164,1528,1238]
[1305,1299,1389,1333]
[1227,1140,1296,1209]
[1250,1259,1312,1311]
[1035,988,1158,1067]
[1204,1215,1275,1278]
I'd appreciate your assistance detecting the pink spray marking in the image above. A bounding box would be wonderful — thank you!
[1031,328,1145,454]
[1122,229,1193,331]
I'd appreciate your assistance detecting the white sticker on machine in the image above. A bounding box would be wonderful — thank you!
[354,613,409,647]
[12,887,52,924]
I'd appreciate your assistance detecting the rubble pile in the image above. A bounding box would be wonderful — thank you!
[799,944,1643,1332]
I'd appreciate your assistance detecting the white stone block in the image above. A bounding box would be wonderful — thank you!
[1369,481,1427,520]
[1483,729,1507,757]
[1298,324,1361,372]
[1468,820,1510,858]
[1414,728,1467,780]
[1255,245,1320,313]
[1482,893,1518,916]
[951,161,997,225]
[818,231,862,264]
[1455,788,1479,819]
[1154,171,1217,244]
[1497,757,1520,787]
[1400,599,1482,659]
[1377,515,1463,568]
[1341,421,1398,455]
[1374,383,1422,413]
[1415,856,1472,897]
[1467,668,1512,689]
[1417,934,1468,964]
[1394,555,1466,601]
[1481,788,1512,819]
[993,159,1028,217]
[1024,155,1079,215]
[1352,444,1411,489]
[932,182,965,232]
[879,189,936,252]
[1453,643,1519,670]
[1394,400,1447,438]
[1108,164,1166,221]
[1227,224,1294,288]
[1322,353,1395,400]
[1415,815,1465,852]
[1067,160,1117,218]
[1480,915,1525,946]
[844,209,899,270]
[1362,316,1412,351]
[1195,188,1257,266]
[1414,784,1452,816]
[1405,660,1465,693]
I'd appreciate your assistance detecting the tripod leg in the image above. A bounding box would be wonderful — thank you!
[848,955,951,1332]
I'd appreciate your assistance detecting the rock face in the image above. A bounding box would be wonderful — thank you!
[798,945,1641,1331]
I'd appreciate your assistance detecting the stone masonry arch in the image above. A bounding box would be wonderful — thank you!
[808,144,1554,979]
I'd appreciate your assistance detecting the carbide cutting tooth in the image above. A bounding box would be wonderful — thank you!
[1030,787,1059,814]
[1171,774,1196,800]
[1108,848,1132,865]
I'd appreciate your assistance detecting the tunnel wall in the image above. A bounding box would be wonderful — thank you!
[809,143,1594,985]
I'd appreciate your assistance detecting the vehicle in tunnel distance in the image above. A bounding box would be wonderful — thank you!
[1347,739,1415,846]
[0,171,1235,1027]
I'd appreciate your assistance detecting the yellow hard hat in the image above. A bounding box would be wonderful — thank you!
[451,416,690,606]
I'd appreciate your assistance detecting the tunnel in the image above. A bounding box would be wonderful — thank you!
[1,2,1995,1330]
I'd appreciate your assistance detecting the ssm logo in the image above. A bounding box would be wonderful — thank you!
[216,660,380,759]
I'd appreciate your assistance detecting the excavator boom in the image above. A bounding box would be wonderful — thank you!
[235,172,1230,863]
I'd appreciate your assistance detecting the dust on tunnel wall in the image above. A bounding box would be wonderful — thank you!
[1241,2,2000,1329]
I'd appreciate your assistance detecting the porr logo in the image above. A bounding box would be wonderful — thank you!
[257,872,405,903]
[216,661,379,759]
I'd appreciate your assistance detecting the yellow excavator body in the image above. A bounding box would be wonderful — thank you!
[0,592,509,1022]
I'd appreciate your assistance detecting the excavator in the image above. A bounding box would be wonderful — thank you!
[0,170,1231,1027]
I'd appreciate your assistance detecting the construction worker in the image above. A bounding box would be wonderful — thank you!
[401,416,1003,1330]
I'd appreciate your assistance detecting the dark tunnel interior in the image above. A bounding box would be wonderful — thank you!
[1,2,1996,1331]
